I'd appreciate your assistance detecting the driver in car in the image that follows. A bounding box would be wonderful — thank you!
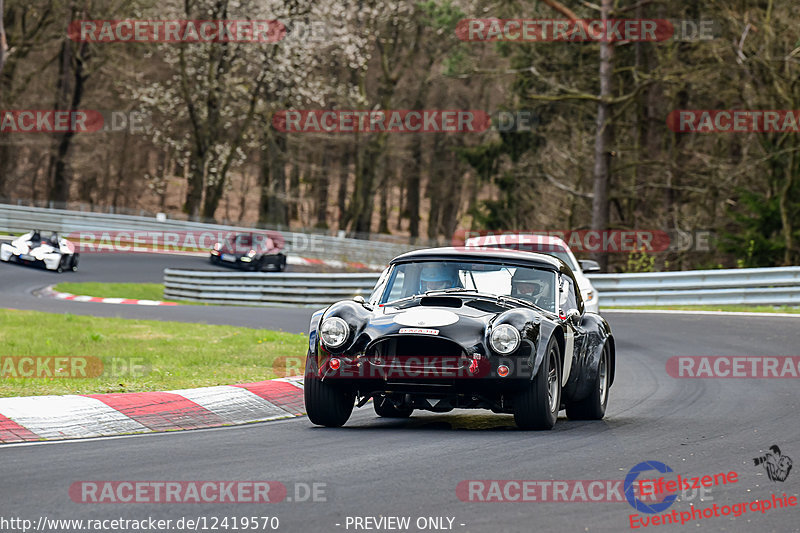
[419,264,461,293]
[510,268,551,307]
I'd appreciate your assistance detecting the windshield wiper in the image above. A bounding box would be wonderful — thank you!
[424,288,479,295]
[497,295,551,314]
[383,294,423,306]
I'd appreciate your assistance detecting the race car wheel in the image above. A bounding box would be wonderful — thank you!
[70,255,79,272]
[56,256,66,273]
[566,342,610,420]
[514,335,561,430]
[304,354,355,427]
[373,397,413,418]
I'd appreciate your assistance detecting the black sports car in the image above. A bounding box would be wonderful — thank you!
[209,232,286,271]
[304,247,615,430]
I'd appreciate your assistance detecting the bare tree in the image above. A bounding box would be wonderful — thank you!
[0,0,6,74]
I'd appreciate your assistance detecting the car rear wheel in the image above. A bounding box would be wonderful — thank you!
[70,255,79,272]
[304,354,355,428]
[373,397,413,418]
[566,342,610,420]
[513,335,561,430]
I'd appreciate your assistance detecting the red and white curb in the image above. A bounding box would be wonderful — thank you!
[0,377,304,443]
[51,287,180,306]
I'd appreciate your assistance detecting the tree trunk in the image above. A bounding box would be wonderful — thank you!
[0,0,6,75]
[288,154,300,222]
[259,127,288,227]
[314,144,330,229]
[48,21,88,207]
[378,161,390,235]
[779,150,796,265]
[0,0,6,210]
[590,0,614,270]
[407,134,422,239]
[184,144,205,218]
[337,146,351,231]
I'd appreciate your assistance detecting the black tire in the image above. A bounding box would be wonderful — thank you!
[70,254,79,272]
[304,354,355,427]
[566,342,610,420]
[514,335,561,430]
[56,256,66,273]
[373,397,413,418]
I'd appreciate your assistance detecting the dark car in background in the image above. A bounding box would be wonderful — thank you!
[209,232,287,272]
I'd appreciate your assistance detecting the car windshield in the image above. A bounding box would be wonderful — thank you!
[379,260,557,312]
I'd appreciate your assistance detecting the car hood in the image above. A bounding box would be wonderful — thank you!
[320,296,549,356]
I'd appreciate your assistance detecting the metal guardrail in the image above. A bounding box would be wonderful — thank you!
[587,267,800,306]
[164,267,800,309]
[4,204,798,308]
[0,203,420,266]
[164,269,382,307]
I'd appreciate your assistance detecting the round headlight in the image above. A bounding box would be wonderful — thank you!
[490,324,520,354]
[320,317,349,349]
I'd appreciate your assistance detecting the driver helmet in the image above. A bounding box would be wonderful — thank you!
[511,268,550,300]
[419,264,459,292]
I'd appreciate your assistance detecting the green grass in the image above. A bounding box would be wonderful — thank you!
[0,309,308,397]
[608,305,800,314]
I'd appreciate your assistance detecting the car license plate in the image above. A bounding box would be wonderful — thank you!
[221,254,236,262]
[20,254,34,261]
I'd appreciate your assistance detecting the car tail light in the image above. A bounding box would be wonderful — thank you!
[497,365,510,377]
[329,358,341,370]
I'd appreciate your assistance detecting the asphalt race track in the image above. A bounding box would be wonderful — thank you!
[1,254,799,532]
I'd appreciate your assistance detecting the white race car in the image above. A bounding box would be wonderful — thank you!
[0,230,79,272]
[464,234,601,314]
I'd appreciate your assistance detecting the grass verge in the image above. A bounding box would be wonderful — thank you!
[607,305,800,314]
[0,309,308,397]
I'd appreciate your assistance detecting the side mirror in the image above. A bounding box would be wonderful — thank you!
[566,308,581,326]
[353,295,372,310]
[578,259,601,273]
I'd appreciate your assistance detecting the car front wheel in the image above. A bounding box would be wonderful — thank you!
[514,335,561,430]
[304,354,355,427]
